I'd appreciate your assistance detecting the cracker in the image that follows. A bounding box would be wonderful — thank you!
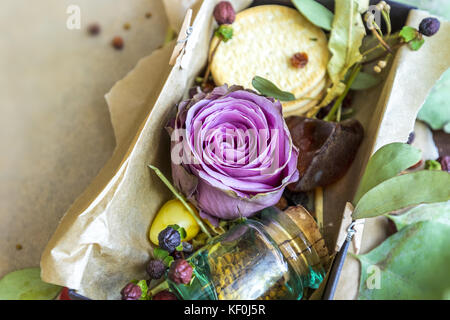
[210,5,329,100]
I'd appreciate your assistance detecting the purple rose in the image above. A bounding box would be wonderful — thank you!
[167,85,299,221]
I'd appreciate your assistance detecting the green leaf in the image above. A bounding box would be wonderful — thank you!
[215,25,233,42]
[291,0,334,31]
[163,256,174,267]
[176,243,184,252]
[387,201,450,230]
[399,26,417,42]
[417,68,450,131]
[252,76,296,101]
[425,159,442,171]
[178,227,187,240]
[353,170,450,219]
[349,71,381,90]
[356,221,450,299]
[319,0,368,108]
[168,224,180,231]
[0,268,62,300]
[353,143,422,205]
[153,248,169,261]
[136,280,150,300]
[409,38,425,51]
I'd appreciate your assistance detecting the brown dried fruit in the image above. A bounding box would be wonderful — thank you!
[168,259,193,284]
[291,52,308,68]
[285,116,364,191]
[213,1,236,25]
[120,282,142,300]
[152,290,177,300]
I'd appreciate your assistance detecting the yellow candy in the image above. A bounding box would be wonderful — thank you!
[149,199,200,245]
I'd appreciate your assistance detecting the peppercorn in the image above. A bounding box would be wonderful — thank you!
[158,226,181,253]
[146,259,166,280]
[120,282,142,300]
[112,36,124,50]
[291,52,308,68]
[168,259,193,284]
[213,1,236,25]
[152,290,178,300]
[87,23,100,36]
[419,17,440,37]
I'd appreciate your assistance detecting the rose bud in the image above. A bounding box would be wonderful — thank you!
[419,17,440,37]
[120,282,142,300]
[168,259,193,284]
[213,1,236,25]
[167,85,299,221]
[158,226,181,253]
[146,259,166,280]
[152,290,178,300]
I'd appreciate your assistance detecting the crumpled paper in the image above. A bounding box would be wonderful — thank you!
[40,1,449,300]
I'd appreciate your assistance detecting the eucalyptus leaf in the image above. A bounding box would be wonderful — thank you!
[353,170,450,219]
[387,201,450,230]
[350,71,381,90]
[154,248,169,260]
[319,0,369,107]
[399,26,417,42]
[0,268,62,300]
[417,68,450,131]
[356,221,450,299]
[252,76,296,101]
[409,38,424,51]
[291,0,334,31]
[353,143,422,205]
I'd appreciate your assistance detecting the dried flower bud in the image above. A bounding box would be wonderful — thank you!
[213,1,236,25]
[419,17,440,37]
[120,283,142,300]
[377,60,387,68]
[439,155,450,172]
[158,226,181,253]
[152,290,178,300]
[291,52,309,68]
[182,241,194,253]
[168,259,193,284]
[146,259,166,279]
[374,66,382,73]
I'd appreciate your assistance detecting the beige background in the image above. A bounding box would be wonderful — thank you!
[0,0,168,278]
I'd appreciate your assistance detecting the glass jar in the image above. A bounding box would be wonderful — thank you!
[168,206,327,300]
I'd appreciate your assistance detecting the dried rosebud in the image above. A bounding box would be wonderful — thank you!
[152,290,178,300]
[158,226,181,253]
[291,52,309,68]
[146,259,166,280]
[419,17,440,37]
[112,36,124,50]
[168,259,193,284]
[213,1,236,25]
[120,283,142,300]
[439,155,450,172]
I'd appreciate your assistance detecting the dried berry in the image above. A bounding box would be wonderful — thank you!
[213,1,236,25]
[87,23,100,36]
[168,259,193,284]
[120,282,142,300]
[439,155,450,172]
[158,226,181,253]
[146,259,166,280]
[291,52,308,68]
[182,241,193,253]
[152,290,178,300]
[112,36,124,50]
[419,17,440,37]
[172,250,184,260]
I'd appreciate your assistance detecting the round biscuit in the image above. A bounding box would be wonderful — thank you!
[210,5,329,100]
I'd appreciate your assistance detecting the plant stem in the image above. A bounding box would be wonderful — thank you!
[381,10,392,36]
[149,280,169,296]
[324,64,361,122]
[148,165,212,238]
[202,36,222,87]
[371,28,392,53]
